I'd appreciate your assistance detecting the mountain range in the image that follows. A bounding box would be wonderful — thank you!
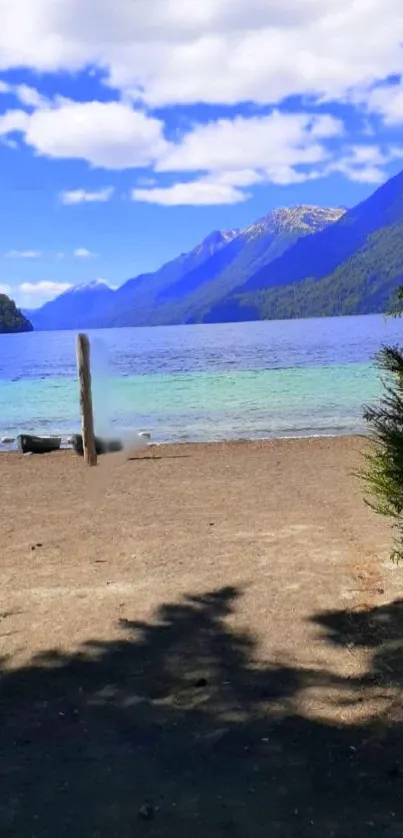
[25,168,403,330]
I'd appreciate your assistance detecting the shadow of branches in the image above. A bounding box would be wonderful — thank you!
[1,586,403,837]
[313,598,403,691]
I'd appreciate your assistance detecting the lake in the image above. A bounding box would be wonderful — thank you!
[0,315,402,445]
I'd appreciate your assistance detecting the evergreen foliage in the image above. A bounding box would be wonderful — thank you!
[0,294,33,334]
[361,343,403,562]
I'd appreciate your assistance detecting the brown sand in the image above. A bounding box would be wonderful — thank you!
[0,437,402,837]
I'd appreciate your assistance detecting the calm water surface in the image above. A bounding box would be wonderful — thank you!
[0,315,402,444]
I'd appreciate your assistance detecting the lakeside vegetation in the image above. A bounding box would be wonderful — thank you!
[215,220,403,322]
[0,293,33,334]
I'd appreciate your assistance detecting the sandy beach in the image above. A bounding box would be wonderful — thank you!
[1,436,402,836]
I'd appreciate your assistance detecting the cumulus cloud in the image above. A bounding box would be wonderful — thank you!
[21,100,167,169]
[0,97,344,191]
[326,144,403,184]
[0,79,48,108]
[0,0,401,108]
[334,164,385,185]
[0,90,398,203]
[0,109,29,137]
[0,98,167,170]
[73,247,96,258]
[133,164,326,206]
[60,186,115,204]
[134,168,278,205]
[364,82,403,126]
[14,84,48,109]
[11,281,72,308]
[0,2,401,205]
[6,249,42,258]
[135,138,403,204]
[138,111,342,201]
[157,111,342,174]
[133,178,250,206]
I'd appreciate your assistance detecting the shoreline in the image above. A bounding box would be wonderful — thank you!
[0,428,365,454]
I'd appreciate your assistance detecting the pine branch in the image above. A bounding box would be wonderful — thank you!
[361,343,403,561]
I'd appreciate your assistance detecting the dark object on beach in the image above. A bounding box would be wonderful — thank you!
[17,434,61,455]
[71,433,123,457]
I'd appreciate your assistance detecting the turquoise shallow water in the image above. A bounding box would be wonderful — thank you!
[0,364,381,441]
[0,315,401,444]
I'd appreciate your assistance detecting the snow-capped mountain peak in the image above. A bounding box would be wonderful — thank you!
[193,228,240,257]
[243,205,346,241]
[69,279,112,294]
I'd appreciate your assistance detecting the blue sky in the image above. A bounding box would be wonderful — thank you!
[0,0,403,308]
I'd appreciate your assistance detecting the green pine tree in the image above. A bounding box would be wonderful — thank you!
[361,289,403,561]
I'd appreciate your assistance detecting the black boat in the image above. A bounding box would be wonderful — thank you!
[17,434,62,455]
[71,434,123,456]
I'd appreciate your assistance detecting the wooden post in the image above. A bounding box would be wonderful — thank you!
[76,333,97,466]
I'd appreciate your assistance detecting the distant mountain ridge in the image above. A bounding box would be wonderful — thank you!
[205,169,403,322]
[27,280,115,331]
[26,170,403,329]
[102,228,240,329]
[28,206,344,331]
[158,206,345,325]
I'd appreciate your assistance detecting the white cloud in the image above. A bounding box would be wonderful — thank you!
[132,161,324,205]
[325,144,402,184]
[0,2,400,204]
[364,82,403,126]
[263,166,320,185]
[0,283,11,295]
[133,177,250,206]
[14,83,48,109]
[0,0,401,108]
[158,111,342,174]
[0,97,344,192]
[134,168,266,205]
[60,186,115,204]
[134,133,403,204]
[11,281,72,308]
[0,79,48,108]
[20,100,167,169]
[213,169,263,187]
[0,109,29,137]
[337,165,385,185]
[6,249,42,258]
[73,247,96,258]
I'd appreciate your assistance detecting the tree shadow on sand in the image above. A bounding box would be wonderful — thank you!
[1,587,403,837]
